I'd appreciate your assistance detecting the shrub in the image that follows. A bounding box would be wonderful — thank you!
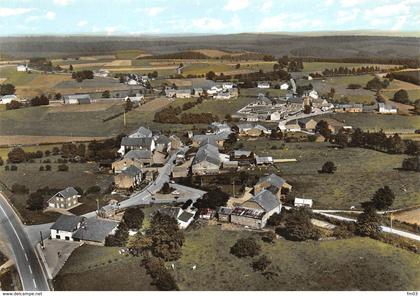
[11,183,29,194]
[392,89,410,104]
[45,164,51,171]
[8,148,26,163]
[39,166,45,171]
[142,256,178,291]
[230,237,261,258]
[57,164,69,172]
[277,208,320,241]
[261,231,276,244]
[0,157,3,166]
[5,165,9,171]
[85,185,101,195]
[251,255,271,271]
[267,212,283,227]
[320,161,337,174]
[10,165,17,171]
[356,207,381,238]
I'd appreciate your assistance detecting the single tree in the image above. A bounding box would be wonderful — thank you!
[371,186,395,211]
[356,207,381,238]
[230,237,261,258]
[320,161,337,174]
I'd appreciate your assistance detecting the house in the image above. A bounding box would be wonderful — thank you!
[321,118,346,134]
[233,150,253,159]
[254,173,292,198]
[222,82,234,90]
[285,120,301,132]
[257,82,270,89]
[193,88,204,97]
[192,133,228,148]
[176,65,184,75]
[209,122,231,134]
[114,165,142,190]
[255,156,273,166]
[230,190,282,229]
[119,136,155,155]
[255,95,272,105]
[298,118,318,131]
[50,215,118,245]
[335,104,363,113]
[170,135,183,150]
[94,69,110,77]
[155,135,172,153]
[308,90,319,100]
[165,88,177,98]
[294,198,313,208]
[378,103,397,114]
[217,207,232,222]
[175,89,191,99]
[124,93,144,103]
[237,123,270,137]
[127,79,140,85]
[280,83,289,90]
[199,208,215,220]
[172,165,189,178]
[16,64,28,72]
[155,207,196,229]
[47,187,80,209]
[63,94,91,105]
[223,160,239,170]
[129,126,153,138]
[207,86,223,96]
[0,95,18,104]
[270,111,281,121]
[112,149,152,173]
[192,143,221,175]
[214,92,231,100]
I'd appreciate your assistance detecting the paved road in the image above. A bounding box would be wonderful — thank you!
[119,147,188,208]
[319,212,420,242]
[0,193,50,291]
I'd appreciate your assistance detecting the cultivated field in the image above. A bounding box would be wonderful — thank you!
[239,141,420,209]
[394,208,420,225]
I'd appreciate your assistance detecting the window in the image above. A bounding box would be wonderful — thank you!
[56,235,60,239]
[65,236,70,241]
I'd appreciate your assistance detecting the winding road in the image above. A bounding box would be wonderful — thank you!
[0,192,50,291]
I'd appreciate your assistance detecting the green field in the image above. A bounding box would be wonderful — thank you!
[239,141,420,209]
[185,96,256,118]
[0,66,37,86]
[182,63,233,75]
[56,225,420,291]
[315,113,420,132]
[0,161,112,224]
[382,89,420,103]
[54,245,156,291]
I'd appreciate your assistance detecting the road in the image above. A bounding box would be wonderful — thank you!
[0,193,50,291]
[318,212,420,242]
[119,147,188,208]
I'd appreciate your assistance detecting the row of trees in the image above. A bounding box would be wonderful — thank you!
[320,65,384,77]
[71,70,94,82]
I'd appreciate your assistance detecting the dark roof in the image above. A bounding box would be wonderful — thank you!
[65,94,91,100]
[156,135,171,145]
[50,215,84,232]
[257,173,286,188]
[178,211,194,223]
[56,187,79,198]
[121,136,153,148]
[121,165,142,176]
[132,126,152,138]
[249,190,281,212]
[77,97,91,104]
[123,149,152,159]
[217,206,233,215]
[72,218,118,243]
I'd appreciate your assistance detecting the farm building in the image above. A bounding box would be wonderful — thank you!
[50,215,118,245]
[63,94,91,105]
[378,103,398,114]
[254,173,292,198]
[257,82,270,89]
[119,137,155,155]
[47,187,80,209]
[112,149,152,173]
[192,143,221,175]
[335,104,363,113]
[298,118,318,131]
[0,94,18,104]
[217,207,233,222]
[294,198,313,208]
[230,190,282,229]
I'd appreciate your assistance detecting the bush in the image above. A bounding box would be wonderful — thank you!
[0,157,3,166]
[277,208,320,241]
[45,164,51,171]
[320,161,336,174]
[39,166,45,171]
[251,255,271,271]
[11,183,29,194]
[267,212,283,227]
[142,256,178,291]
[230,237,261,258]
[26,191,44,210]
[4,165,9,171]
[261,231,276,244]
[10,165,17,171]
[85,185,101,195]
[8,147,26,163]
[392,89,410,104]
[356,207,381,238]
[57,164,69,172]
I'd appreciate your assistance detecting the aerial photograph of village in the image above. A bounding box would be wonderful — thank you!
[0,0,418,294]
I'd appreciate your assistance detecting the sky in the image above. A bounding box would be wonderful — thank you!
[0,0,419,36]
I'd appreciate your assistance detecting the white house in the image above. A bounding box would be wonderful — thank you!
[257,82,270,89]
[214,92,231,100]
[94,69,110,77]
[127,79,140,85]
[270,111,281,121]
[222,82,234,90]
[48,187,80,209]
[378,103,397,114]
[0,95,18,104]
[124,94,144,102]
[16,64,28,72]
[207,86,223,96]
[294,198,313,208]
[308,90,319,100]
[280,83,289,90]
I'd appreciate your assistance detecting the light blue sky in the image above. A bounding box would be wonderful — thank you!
[0,0,419,36]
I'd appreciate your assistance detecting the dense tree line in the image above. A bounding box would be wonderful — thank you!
[72,70,94,82]
[318,65,396,77]
[299,56,419,69]
[386,71,419,86]
[7,148,44,163]
[28,57,56,72]
[331,128,419,155]
[140,51,208,60]
[30,94,49,106]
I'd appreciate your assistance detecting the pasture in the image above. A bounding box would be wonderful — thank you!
[239,141,420,210]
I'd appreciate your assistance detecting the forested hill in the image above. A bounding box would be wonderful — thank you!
[0,34,419,59]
